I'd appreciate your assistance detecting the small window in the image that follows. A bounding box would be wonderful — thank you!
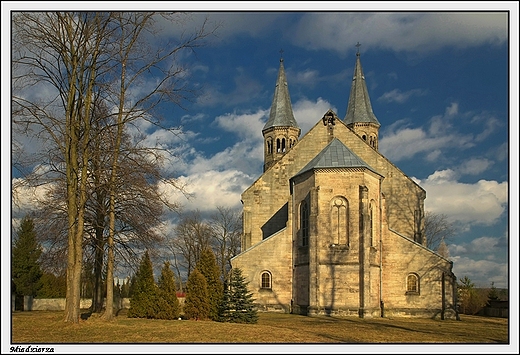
[300,201,309,247]
[406,273,419,294]
[261,272,272,289]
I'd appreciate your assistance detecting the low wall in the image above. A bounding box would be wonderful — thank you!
[19,297,131,311]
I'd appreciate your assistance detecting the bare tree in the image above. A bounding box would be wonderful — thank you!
[12,12,112,323]
[12,11,217,322]
[100,12,215,320]
[424,211,456,252]
[168,210,213,282]
[209,206,242,282]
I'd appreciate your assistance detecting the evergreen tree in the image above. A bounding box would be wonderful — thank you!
[197,248,224,321]
[487,282,500,305]
[128,251,158,318]
[218,268,258,324]
[156,261,181,319]
[120,278,131,298]
[183,268,210,320]
[37,272,67,298]
[12,216,43,297]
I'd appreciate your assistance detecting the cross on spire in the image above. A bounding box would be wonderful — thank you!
[279,48,284,62]
[355,42,361,54]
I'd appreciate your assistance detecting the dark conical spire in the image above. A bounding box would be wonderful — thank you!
[344,48,380,126]
[263,58,299,132]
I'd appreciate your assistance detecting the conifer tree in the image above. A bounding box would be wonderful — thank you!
[128,250,158,318]
[486,282,500,306]
[197,248,223,320]
[156,261,181,319]
[183,268,210,320]
[12,216,43,297]
[218,268,258,324]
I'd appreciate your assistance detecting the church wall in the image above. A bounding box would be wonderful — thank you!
[242,121,333,248]
[291,171,315,312]
[291,167,383,316]
[331,121,426,243]
[231,229,293,313]
[380,228,456,318]
[313,170,382,315]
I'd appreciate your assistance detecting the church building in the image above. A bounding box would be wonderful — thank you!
[231,49,458,319]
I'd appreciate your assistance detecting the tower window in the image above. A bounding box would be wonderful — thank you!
[282,138,286,152]
[267,139,273,154]
[277,138,281,152]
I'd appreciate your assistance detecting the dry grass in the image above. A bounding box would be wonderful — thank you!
[10,310,509,347]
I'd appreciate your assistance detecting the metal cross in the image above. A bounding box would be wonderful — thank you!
[355,42,361,54]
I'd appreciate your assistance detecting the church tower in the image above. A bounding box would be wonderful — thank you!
[262,57,300,172]
[344,45,381,150]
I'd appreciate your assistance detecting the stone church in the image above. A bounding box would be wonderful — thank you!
[231,50,458,319]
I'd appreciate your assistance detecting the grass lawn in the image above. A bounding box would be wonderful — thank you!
[9,310,510,352]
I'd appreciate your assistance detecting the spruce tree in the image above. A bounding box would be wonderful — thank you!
[487,282,500,306]
[183,268,210,320]
[218,268,258,324]
[156,261,181,319]
[12,216,43,297]
[128,251,158,318]
[197,248,223,321]
[37,272,66,298]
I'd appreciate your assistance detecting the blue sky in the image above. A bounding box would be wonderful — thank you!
[4,4,517,290]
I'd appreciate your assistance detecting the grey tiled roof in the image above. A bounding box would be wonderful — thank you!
[263,59,300,131]
[293,138,377,177]
[344,53,380,126]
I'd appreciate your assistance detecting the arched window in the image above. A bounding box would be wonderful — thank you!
[331,197,349,245]
[369,200,376,247]
[261,271,272,289]
[267,138,273,154]
[281,138,286,152]
[406,273,419,294]
[300,201,309,247]
[276,138,281,152]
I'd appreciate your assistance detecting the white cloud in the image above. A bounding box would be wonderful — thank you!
[293,97,336,135]
[214,110,267,140]
[415,169,508,226]
[291,12,507,55]
[450,255,508,288]
[459,158,494,176]
[379,103,497,162]
[163,170,254,212]
[378,88,427,104]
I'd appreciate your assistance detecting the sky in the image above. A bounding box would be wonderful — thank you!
[2,2,518,354]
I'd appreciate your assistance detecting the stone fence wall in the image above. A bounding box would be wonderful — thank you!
[14,295,185,311]
[14,296,131,311]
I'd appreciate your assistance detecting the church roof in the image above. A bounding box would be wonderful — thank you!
[343,50,381,126]
[263,58,300,132]
[292,138,379,178]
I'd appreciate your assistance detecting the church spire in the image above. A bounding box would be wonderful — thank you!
[263,57,300,132]
[344,44,380,126]
[262,55,301,172]
[344,44,381,150]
